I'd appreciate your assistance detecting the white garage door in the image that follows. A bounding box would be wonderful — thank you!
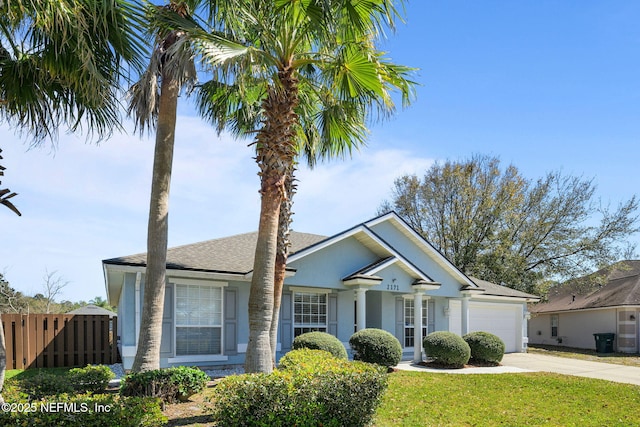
[449,301,521,352]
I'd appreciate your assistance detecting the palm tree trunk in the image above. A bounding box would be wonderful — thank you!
[245,68,299,373]
[131,72,179,372]
[245,190,280,373]
[270,169,295,365]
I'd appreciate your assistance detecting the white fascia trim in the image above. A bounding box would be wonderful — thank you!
[168,355,229,364]
[533,305,640,315]
[169,277,228,287]
[167,269,247,282]
[287,225,370,263]
[365,213,476,288]
[289,286,333,294]
[103,264,250,282]
[104,264,144,274]
[365,257,399,275]
[472,294,534,303]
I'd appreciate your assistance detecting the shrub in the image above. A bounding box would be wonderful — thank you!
[69,364,115,393]
[292,331,348,359]
[20,371,73,399]
[209,349,388,427]
[19,365,114,399]
[0,393,166,427]
[120,366,209,403]
[463,331,506,364]
[423,331,471,368]
[349,328,403,368]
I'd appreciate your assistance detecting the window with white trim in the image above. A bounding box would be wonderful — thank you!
[293,291,327,337]
[404,298,428,347]
[551,314,558,338]
[175,284,223,356]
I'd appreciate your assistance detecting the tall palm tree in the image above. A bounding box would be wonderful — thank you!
[162,0,415,372]
[0,0,142,401]
[127,0,198,372]
[0,0,143,143]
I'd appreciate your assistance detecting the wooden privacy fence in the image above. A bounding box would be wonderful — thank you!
[1,314,118,369]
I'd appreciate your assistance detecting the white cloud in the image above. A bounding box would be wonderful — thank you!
[1,118,433,302]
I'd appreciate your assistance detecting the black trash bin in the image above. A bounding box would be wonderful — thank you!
[593,333,615,353]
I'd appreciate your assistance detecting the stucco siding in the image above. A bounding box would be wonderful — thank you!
[287,237,378,288]
[368,221,466,297]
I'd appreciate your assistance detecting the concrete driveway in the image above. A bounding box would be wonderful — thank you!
[501,352,640,386]
[397,353,640,386]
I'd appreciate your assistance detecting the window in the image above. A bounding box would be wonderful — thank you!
[404,298,428,347]
[551,314,558,338]
[294,291,327,337]
[175,284,223,356]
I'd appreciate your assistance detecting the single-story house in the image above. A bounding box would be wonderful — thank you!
[528,260,640,353]
[103,212,540,369]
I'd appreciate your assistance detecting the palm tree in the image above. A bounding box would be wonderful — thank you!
[0,0,143,143]
[0,0,142,401]
[167,0,415,373]
[127,0,198,373]
[0,149,20,216]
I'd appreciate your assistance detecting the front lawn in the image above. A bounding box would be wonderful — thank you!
[375,371,640,426]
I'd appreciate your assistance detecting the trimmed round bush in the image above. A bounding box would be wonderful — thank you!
[463,331,505,364]
[349,328,402,368]
[292,331,348,359]
[423,331,471,368]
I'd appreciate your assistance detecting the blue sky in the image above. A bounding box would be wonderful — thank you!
[2,1,639,302]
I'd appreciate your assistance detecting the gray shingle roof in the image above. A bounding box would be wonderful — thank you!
[67,304,116,317]
[530,260,640,313]
[469,277,540,300]
[103,231,328,274]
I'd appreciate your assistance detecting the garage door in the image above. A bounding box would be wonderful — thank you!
[449,301,521,352]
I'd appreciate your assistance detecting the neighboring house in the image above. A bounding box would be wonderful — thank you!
[68,304,116,317]
[103,212,540,369]
[529,260,640,353]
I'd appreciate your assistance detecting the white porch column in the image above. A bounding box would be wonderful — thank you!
[461,295,470,336]
[356,288,367,331]
[413,291,424,363]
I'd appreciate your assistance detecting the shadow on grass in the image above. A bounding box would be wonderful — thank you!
[166,414,214,427]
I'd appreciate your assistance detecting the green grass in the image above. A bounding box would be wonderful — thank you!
[5,367,71,381]
[374,371,640,426]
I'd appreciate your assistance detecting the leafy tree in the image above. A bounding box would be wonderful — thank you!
[0,0,143,401]
[89,296,116,312]
[163,0,415,372]
[380,154,640,294]
[0,273,27,313]
[0,0,143,143]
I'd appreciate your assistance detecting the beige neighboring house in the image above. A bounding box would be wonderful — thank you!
[529,260,640,353]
